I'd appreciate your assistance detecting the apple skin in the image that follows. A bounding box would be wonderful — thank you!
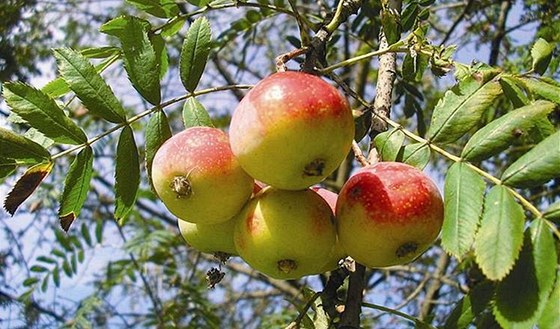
[151,127,254,224]
[229,71,355,190]
[234,187,337,279]
[336,162,444,268]
[178,218,238,256]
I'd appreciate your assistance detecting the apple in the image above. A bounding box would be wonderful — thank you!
[336,162,444,268]
[229,71,355,190]
[234,187,337,279]
[151,127,254,224]
[178,218,238,260]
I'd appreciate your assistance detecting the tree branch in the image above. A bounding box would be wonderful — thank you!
[488,0,512,66]
[0,289,66,323]
[339,263,366,328]
[419,253,450,320]
[439,0,476,46]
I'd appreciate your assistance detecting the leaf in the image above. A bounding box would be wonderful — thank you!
[501,130,560,188]
[0,158,16,181]
[441,162,485,260]
[426,72,502,144]
[180,17,212,92]
[80,46,121,59]
[381,8,400,45]
[30,265,48,273]
[543,201,560,222]
[145,110,172,187]
[3,82,88,144]
[522,77,560,104]
[401,2,419,32]
[114,126,140,221]
[54,48,127,124]
[531,38,554,75]
[101,16,161,105]
[58,146,94,232]
[373,129,405,162]
[182,97,214,128]
[22,277,39,287]
[161,16,186,38]
[186,0,210,7]
[0,127,51,163]
[151,33,169,79]
[403,52,429,82]
[41,78,70,98]
[474,185,525,281]
[538,272,560,329]
[499,76,529,108]
[461,100,556,161]
[4,162,53,216]
[396,143,430,169]
[443,281,495,329]
[125,0,179,18]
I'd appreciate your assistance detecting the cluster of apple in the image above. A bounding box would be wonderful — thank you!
[151,71,444,280]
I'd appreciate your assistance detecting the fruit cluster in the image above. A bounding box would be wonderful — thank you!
[151,71,444,280]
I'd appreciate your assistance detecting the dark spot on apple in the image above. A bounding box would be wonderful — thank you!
[396,242,418,258]
[350,186,362,198]
[170,175,192,198]
[277,259,297,273]
[303,158,326,177]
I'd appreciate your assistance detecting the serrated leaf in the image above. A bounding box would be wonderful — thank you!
[101,16,161,105]
[501,130,560,188]
[522,77,560,104]
[114,126,140,221]
[373,129,405,162]
[426,73,502,144]
[4,162,53,216]
[125,0,179,18]
[3,82,88,144]
[441,163,485,259]
[543,201,560,221]
[161,16,186,37]
[462,100,556,161]
[54,48,127,124]
[180,17,211,92]
[538,272,560,329]
[151,34,169,79]
[443,281,494,329]
[396,143,430,169]
[531,38,554,75]
[474,186,525,281]
[499,76,529,108]
[41,78,70,98]
[182,97,214,128]
[145,110,172,187]
[58,146,94,232]
[0,127,51,163]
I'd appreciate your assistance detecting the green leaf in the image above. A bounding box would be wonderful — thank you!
[37,256,56,264]
[543,201,560,222]
[125,0,179,18]
[30,265,48,273]
[186,0,210,7]
[538,272,560,329]
[3,162,53,216]
[101,16,161,105]
[401,2,419,32]
[145,110,172,186]
[80,46,121,59]
[501,130,560,188]
[58,146,94,232]
[41,78,70,98]
[182,97,214,128]
[114,126,140,221]
[151,34,169,79]
[441,163,485,260]
[403,52,429,82]
[474,185,525,281]
[3,82,88,144]
[52,266,60,287]
[499,76,529,108]
[443,281,495,329]
[462,100,556,161]
[373,128,405,162]
[426,72,502,144]
[0,158,16,181]
[396,143,430,169]
[381,9,400,45]
[23,277,39,287]
[180,17,212,92]
[54,48,127,124]
[81,223,93,247]
[522,77,560,104]
[0,127,51,163]
[161,16,186,38]
[531,38,554,75]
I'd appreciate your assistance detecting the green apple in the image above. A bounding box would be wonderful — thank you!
[151,127,254,224]
[336,162,444,268]
[229,71,355,190]
[178,218,238,260]
[234,187,337,279]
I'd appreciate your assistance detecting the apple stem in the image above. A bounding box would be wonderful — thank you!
[277,259,298,274]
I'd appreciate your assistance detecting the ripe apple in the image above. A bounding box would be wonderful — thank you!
[178,218,238,260]
[336,162,444,268]
[151,127,254,224]
[234,187,337,279]
[229,71,355,190]
[312,187,347,272]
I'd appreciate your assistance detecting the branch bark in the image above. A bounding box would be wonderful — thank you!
[488,0,512,66]
[339,263,366,328]
[419,252,450,320]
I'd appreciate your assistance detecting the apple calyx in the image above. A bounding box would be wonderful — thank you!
[303,158,326,177]
[214,252,232,263]
[277,259,298,274]
[170,175,192,199]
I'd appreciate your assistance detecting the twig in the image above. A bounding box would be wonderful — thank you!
[0,290,66,323]
[339,263,366,328]
[419,253,449,320]
[351,140,370,166]
[488,0,512,66]
[439,0,475,46]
